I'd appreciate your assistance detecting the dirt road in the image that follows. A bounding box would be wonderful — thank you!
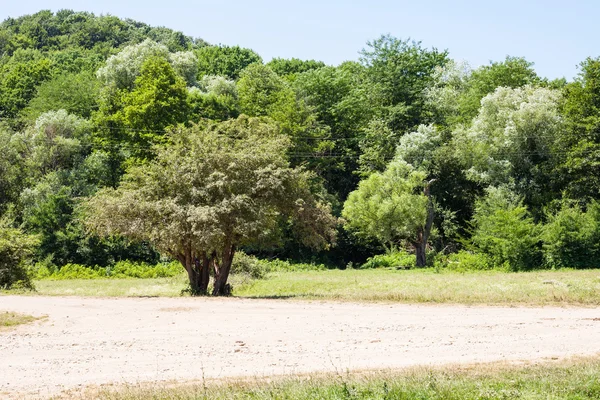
[1,296,600,398]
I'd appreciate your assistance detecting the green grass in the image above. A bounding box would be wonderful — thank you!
[75,356,600,399]
[235,268,600,305]
[0,311,41,329]
[31,275,188,297]
[12,268,600,305]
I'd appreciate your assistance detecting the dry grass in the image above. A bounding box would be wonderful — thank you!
[61,355,600,399]
[0,311,42,329]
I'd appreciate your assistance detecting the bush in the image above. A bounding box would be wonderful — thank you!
[108,260,181,278]
[33,260,181,280]
[542,201,600,269]
[444,251,493,271]
[361,251,415,269]
[231,252,326,278]
[231,252,269,279]
[0,223,38,290]
[469,187,542,271]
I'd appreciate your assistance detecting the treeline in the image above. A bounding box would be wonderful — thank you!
[1,10,600,290]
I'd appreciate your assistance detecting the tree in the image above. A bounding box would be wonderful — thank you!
[23,71,100,120]
[358,35,448,172]
[342,160,434,267]
[82,116,337,295]
[266,58,325,80]
[0,49,53,120]
[0,219,38,290]
[95,56,190,161]
[559,57,600,200]
[196,45,262,79]
[453,85,562,212]
[456,56,539,124]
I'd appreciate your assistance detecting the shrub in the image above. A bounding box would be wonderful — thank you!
[361,251,415,269]
[469,187,542,271]
[231,252,326,278]
[542,201,600,269]
[0,222,38,290]
[108,260,181,278]
[444,251,493,271]
[231,252,269,279]
[34,260,181,280]
[51,263,103,279]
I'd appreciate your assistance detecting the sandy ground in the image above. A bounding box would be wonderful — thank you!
[1,296,600,399]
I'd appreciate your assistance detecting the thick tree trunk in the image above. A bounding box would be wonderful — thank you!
[212,244,235,296]
[199,253,210,293]
[415,179,436,268]
[177,246,211,296]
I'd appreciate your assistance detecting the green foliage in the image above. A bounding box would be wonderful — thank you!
[116,56,189,143]
[343,160,428,248]
[542,200,600,269]
[0,10,196,54]
[453,85,562,210]
[23,71,100,119]
[231,252,326,279]
[0,220,38,290]
[83,116,337,294]
[469,187,542,271]
[237,64,289,116]
[559,57,600,200]
[455,56,539,124]
[356,35,448,174]
[360,251,415,269]
[444,251,493,271]
[0,127,29,214]
[188,75,239,121]
[195,45,262,79]
[33,260,181,280]
[266,58,326,80]
[0,50,53,119]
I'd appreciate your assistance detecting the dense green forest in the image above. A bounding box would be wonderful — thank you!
[1,10,600,294]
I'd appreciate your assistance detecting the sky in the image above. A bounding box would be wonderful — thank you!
[1,0,598,80]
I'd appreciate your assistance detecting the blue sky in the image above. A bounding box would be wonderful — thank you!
[2,0,598,80]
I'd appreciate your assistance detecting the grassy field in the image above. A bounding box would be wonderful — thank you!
[16,268,600,305]
[75,356,600,400]
[0,311,41,329]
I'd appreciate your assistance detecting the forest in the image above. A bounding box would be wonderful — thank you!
[1,9,599,295]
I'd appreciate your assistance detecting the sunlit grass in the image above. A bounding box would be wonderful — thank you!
[72,356,600,400]
[234,268,600,305]
[14,268,600,306]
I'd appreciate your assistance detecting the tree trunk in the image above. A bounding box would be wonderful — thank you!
[212,244,235,296]
[415,179,436,268]
[176,246,211,296]
[415,230,427,268]
[199,253,210,293]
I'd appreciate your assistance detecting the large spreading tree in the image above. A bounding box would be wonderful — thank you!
[82,116,337,295]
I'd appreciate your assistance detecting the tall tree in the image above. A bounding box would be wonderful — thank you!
[358,35,448,173]
[559,57,600,200]
[83,116,337,295]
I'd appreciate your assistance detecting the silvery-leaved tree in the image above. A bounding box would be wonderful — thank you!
[82,116,337,295]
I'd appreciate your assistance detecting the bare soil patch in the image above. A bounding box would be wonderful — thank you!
[1,296,600,399]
